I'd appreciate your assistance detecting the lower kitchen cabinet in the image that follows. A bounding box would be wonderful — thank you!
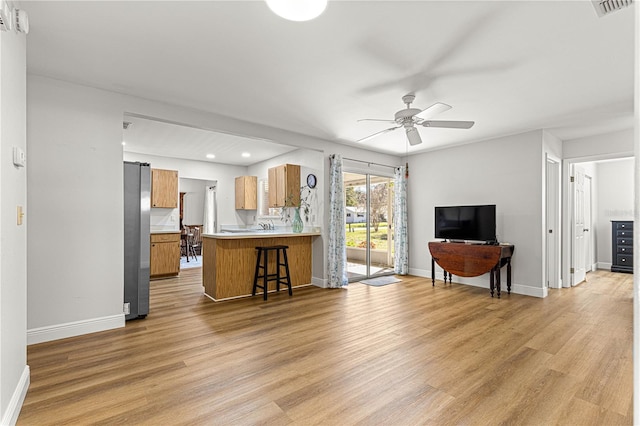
[150,232,181,279]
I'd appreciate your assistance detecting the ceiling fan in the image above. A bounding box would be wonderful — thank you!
[357,94,475,146]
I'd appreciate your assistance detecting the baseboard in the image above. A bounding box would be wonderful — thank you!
[312,276,327,288]
[408,267,429,278]
[27,314,125,345]
[597,261,612,270]
[1,365,30,426]
[408,267,547,298]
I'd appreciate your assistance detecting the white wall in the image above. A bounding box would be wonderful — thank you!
[124,152,247,229]
[407,130,546,297]
[27,77,126,342]
[0,25,29,426]
[595,158,634,267]
[27,75,400,342]
[179,177,207,227]
[564,128,634,160]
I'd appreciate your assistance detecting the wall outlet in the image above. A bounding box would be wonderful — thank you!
[123,302,130,315]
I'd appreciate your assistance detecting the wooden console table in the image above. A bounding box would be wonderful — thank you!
[428,242,515,298]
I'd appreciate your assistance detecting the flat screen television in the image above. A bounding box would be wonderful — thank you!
[434,204,497,243]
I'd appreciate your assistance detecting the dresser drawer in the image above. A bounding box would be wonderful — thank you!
[615,221,633,230]
[617,254,633,267]
[616,229,633,238]
[617,238,632,246]
[617,245,633,255]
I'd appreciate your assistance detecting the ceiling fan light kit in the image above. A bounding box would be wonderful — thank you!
[357,94,475,146]
[266,0,327,22]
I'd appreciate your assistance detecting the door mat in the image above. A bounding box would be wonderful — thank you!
[359,276,402,286]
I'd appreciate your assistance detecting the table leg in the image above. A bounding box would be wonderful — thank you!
[448,272,452,284]
[496,265,501,298]
[507,258,512,294]
[431,257,435,286]
[490,267,495,297]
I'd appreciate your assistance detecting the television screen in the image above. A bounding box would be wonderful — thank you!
[434,205,496,242]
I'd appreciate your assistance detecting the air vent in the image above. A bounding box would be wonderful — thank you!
[592,0,633,17]
[123,121,132,130]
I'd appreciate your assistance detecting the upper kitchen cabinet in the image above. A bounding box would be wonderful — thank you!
[235,176,257,210]
[151,168,178,208]
[268,164,300,208]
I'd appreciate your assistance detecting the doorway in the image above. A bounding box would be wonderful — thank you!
[563,157,632,287]
[343,172,395,280]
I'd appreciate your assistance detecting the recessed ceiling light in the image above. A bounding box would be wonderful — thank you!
[266,0,327,21]
[242,152,251,158]
[206,154,215,159]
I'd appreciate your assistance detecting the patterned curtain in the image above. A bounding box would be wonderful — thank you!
[327,154,348,288]
[394,166,409,275]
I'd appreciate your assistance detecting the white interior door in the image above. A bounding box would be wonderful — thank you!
[572,165,587,285]
[546,157,560,288]
[584,175,593,272]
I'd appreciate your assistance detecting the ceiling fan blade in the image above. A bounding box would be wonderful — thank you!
[415,102,452,120]
[357,126,401,143]
[405,127,422,146]
[357,118,397,124]
[421,120,475,129]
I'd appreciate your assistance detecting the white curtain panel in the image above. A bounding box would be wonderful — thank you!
[327,154,348,288]
[203,183,217,234]
[394,166,409,275]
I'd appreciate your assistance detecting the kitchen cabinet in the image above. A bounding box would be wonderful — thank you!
[151,168,178,208]
[150,232,181,279]
[268,164,300,208]
[235,176,257,210]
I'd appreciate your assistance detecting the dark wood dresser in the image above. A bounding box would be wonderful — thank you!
[611,221,633,273]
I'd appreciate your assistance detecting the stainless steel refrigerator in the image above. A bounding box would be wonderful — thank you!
[124,161,150,320]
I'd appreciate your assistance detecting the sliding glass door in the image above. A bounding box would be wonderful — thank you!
[344,171,395,281]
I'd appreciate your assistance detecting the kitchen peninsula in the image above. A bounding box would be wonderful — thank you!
[202,230,321,301]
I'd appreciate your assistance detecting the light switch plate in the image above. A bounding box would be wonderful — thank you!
[13,147,25,167]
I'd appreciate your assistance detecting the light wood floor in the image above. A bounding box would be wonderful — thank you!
[19,269,632,425]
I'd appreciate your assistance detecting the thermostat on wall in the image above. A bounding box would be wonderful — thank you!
[13,147,26,167]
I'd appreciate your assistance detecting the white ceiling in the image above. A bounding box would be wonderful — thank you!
[22,1,635,161]
[123,115,297,166]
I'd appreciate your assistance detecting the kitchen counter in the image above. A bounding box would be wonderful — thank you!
[204,230,321,239]
[150,230,180,234]
[202,231,321,300]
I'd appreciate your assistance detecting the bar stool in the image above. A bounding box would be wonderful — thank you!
[252,245,292,300]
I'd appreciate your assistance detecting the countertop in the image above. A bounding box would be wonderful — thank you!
[150,230,181,234]
[203,231,321,239]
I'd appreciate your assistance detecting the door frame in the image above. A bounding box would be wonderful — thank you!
[561,153,632,288]
[342,166,396,281]
[545,154,561,289]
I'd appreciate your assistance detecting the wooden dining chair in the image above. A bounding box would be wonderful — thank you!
[190,227,201,258]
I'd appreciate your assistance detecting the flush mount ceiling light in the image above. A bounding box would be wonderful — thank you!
[266,0,327,22]
[206,154,215,159]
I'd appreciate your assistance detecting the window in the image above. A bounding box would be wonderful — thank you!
[258,178,280,218]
